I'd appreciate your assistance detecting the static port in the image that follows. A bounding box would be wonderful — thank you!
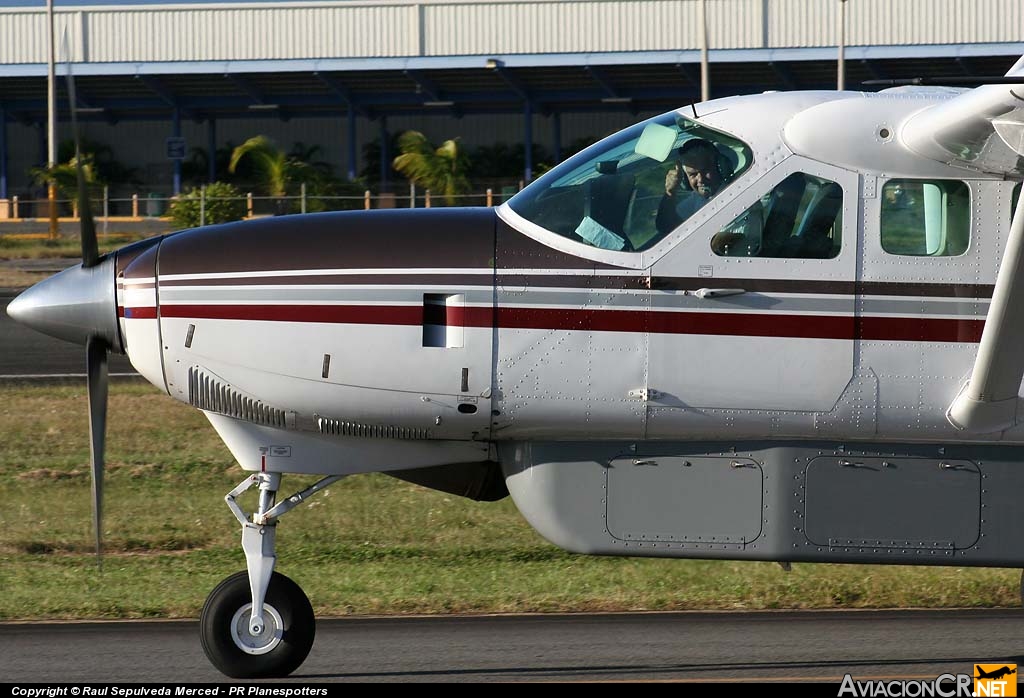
[458,403,478,414]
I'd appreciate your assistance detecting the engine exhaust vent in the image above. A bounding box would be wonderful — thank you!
[188,366,287,428]
[316,416,430,440]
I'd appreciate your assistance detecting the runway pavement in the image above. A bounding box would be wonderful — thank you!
[3,609,1024,683]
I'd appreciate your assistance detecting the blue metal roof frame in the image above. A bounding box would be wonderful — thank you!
[1,47,1021,126]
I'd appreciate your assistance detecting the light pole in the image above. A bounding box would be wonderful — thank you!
[699,0,710,102]
[837,0,848,91]
[47,0,58,239]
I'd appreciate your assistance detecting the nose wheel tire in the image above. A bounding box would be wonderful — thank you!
[200,571,315,678]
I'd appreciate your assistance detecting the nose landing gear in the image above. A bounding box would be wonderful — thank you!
[200,472,343,678]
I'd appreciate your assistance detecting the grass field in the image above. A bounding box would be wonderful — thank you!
[0,233,149,288]
[0,233,142,259]
[0,382,1021,621]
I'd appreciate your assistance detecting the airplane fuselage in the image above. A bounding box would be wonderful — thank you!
[13,83,1024,678]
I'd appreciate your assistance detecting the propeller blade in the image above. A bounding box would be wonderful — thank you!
[86,336,108,561]
[63,35,99,268]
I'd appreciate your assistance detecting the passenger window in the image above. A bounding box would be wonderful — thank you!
[880,180,969,256]
[711,172,842,259]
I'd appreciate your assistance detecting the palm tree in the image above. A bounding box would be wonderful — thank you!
[392,131,470,206]
[229,136,312,214]
[30,154,101,216]
[229,136,289,195]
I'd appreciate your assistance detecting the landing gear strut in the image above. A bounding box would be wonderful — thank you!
[200,472,343,678]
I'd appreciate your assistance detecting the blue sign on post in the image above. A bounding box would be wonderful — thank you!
[166,137,187,160]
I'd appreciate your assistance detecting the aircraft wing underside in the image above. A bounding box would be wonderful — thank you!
[902,82,1024,179]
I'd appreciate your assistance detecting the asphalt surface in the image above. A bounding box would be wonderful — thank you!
[1,288,137,377]
[3,609,1024,683]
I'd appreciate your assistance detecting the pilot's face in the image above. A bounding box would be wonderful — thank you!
[680,149,721,198]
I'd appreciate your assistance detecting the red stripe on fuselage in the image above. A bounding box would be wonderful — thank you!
[125,304,986,343]
[121,306,158,319]
[160,304,427,325]
[857,316,984,343]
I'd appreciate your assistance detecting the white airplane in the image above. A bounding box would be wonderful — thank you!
[8,56,1024,678]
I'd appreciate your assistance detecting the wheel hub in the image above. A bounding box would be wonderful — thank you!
[230,603,284,655]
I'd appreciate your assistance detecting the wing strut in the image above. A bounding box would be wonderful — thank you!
[947,192,1024,433]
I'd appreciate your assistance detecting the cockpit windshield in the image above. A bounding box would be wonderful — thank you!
[507,112,753,252]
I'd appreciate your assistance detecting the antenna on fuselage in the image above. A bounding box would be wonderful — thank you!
[863,77,1024,88]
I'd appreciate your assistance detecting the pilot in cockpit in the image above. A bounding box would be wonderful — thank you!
[656,138,728,234]
[655,138,762,254]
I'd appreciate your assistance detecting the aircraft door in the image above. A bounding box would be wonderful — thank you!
[492,220,649,440]
[647,159,858,436]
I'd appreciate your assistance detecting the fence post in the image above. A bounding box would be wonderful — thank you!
[200,186,206,227]
[247,192,254,218]
[410,182,416,208]
[364,190,371,210]
[301,182,307,214]
[11,195,17,219]
[486,188,493,207]
[425,190,431,208]
[103,186,109,236]
[132,193,139,218]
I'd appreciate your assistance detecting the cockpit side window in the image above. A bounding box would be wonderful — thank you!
[710,172,843,259]
[506,112,754,253]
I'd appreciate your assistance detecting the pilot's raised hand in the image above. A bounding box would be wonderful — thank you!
[665,163,681,197]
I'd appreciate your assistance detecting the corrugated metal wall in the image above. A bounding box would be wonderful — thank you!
[2,0,1022,65]
[424,1,761,55]
[770,0,1024,47]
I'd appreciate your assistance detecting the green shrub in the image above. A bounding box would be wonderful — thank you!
[168,182,247,228]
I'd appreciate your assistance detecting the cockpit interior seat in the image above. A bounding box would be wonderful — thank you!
[586,172,637,237]
[792,182,843,259]
[760,173,807,257]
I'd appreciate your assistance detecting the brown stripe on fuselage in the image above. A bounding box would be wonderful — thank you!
[115,235,164,280]
[123,239,160,282]
[857,281,993,299]
[157,208,499,276]
[153,272,994,299]
[651,277,994,298]
[157,273,497,287]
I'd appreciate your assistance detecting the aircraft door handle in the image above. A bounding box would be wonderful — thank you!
[694,287,746,299]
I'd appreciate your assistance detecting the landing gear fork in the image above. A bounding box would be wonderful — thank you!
[225,472,344,636]
[200,471,343,678]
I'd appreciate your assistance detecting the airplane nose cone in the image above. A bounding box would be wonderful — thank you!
[7,255,119,349]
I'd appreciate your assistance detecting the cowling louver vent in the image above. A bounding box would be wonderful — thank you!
[188,366,287,428]
[316,416,430,440]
